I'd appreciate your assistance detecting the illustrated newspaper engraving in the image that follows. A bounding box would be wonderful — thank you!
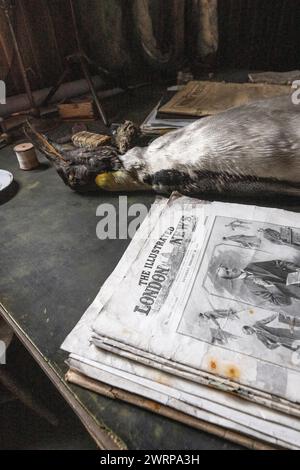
[92,197,300,404]
[62,194,300,449]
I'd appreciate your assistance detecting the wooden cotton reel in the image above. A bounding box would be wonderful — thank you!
[14,143,40,170]
[72,131,111,151]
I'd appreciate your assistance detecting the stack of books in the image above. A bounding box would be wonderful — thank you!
[62,193,300,450]
[141,86,197,135]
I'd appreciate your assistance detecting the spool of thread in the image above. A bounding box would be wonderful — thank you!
[14,143,39,170]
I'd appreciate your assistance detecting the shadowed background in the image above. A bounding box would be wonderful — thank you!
[1,0,300,97]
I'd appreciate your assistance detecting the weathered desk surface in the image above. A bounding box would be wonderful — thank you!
[1,85,299,450]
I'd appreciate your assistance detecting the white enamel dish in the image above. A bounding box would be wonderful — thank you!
[0,169,13,191]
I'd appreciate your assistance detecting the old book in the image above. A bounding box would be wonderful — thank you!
[159,81,290,117]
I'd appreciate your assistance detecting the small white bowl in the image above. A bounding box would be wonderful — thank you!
[0,169,13,191]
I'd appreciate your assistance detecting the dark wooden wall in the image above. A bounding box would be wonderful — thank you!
[217,0,300,71]
[1,0,300,97]
[0,0,77,96]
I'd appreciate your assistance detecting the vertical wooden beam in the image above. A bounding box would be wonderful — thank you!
[0,7,20,93]
[195,0,218,62]
[18,0,43,83]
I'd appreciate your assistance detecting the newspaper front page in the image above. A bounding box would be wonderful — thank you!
[62,194,300,449]
[92,198,300,405]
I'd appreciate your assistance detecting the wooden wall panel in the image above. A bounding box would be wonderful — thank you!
[217,0,300,71]
[1,0,300,97]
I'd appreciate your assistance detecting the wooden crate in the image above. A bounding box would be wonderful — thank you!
[57,100,96,120]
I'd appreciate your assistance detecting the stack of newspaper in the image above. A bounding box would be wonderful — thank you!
[140,86,197,135]
[141,80,290,135]
[140,101,196,135]
[62,193,300,449]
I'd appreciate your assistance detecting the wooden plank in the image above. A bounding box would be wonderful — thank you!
[58,101,96,120]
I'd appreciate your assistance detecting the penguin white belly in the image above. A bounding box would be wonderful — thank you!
[122,95,300,186]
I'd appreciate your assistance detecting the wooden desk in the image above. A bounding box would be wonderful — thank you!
[1,84,298,450]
